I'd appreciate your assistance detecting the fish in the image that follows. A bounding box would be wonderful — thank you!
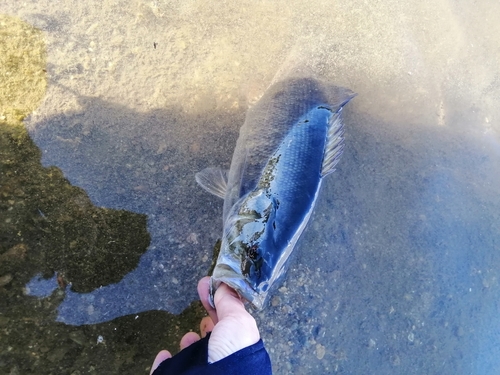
[196,77,355,310]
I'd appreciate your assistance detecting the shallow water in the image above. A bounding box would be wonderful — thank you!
[1,1,499,374]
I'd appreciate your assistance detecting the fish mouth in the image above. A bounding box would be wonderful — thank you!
[209,264,267,311]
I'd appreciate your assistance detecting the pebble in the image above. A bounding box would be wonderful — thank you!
[186,232,198,244]
[69,330,87,346]
[391,354,401,366]
[368,338,376,348]
[0,244,27,261]
[271,295,281,307]
[0,274,13,287]
[315,343,326,360]
[87,305,94,316]
[47,347,69,363]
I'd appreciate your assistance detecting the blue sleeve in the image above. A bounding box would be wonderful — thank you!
[152,332,272,375]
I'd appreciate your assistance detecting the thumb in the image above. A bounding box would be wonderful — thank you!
[208,283,260,362]
[212,283,248,318]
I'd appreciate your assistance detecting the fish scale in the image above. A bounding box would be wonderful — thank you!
[267,107,332,246]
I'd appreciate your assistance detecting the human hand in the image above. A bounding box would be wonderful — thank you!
[150,277,261,373]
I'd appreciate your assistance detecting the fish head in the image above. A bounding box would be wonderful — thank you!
[210,189,281,310]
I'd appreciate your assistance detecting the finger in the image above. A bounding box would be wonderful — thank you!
[213,284,260,340]
[212,282,247,319]
[150,350,172,374]
[198,277,218,324]
[180,331,201,350]
[200,316,215,338]
[207,283,260,363]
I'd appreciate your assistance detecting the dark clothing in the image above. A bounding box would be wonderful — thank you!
[152,332,272,375]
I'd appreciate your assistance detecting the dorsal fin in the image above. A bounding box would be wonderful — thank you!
[195,167,228,199]
[321,109,346,177]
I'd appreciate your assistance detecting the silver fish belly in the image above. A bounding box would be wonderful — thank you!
[196,77,355,310]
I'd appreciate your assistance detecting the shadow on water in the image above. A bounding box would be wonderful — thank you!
[0,15,238,373]
[1,89,239,373]
[23,92,241,324]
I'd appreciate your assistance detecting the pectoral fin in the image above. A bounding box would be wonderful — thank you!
[195,167,228,199]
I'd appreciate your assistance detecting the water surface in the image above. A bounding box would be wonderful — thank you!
[1,1,499,374]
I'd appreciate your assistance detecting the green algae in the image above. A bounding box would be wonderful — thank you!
[0,14,47,129]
